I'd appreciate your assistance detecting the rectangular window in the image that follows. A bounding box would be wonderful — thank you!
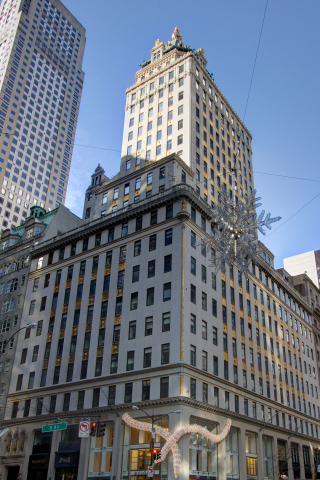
[143,347,152,368]
[142,380,150,401]
[130,292,138,310]
[212,299,217,317]
[146,288,154,306]
[126,351,134,371]
[129,321,136,339]
[149,234,156,251]
[161,343,170,364]
[163,282,171,301]
[191,284,196,303]
[190,345,196,366]
[145,317,153,336]
[132,265,140,283]
[164,254,172,273]
[162,312,170,332]
[213,326,218,345]
[162,228,171,246]
[160,377,169,398]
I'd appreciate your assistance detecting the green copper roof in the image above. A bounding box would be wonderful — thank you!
[11,207,59,243]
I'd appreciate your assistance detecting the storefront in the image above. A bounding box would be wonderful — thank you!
[54,426,81,480]
[122,417,168,480]
[27,430,53,480]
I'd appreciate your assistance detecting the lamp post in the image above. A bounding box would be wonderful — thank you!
[0,323,37,359]
[132,406,181,466]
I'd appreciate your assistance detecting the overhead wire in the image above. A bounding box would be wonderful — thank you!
[243,0,269,121]
[264,191,320,238]
[2,125,320,186]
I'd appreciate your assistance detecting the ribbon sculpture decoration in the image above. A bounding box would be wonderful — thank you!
[122,413,232,478]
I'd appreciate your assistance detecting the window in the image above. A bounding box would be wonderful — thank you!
[191,284,196,303]
[28,372,35,389]
[145,317,153,336]
[224,361,229,380]
[129,321,136,339]
[202,292,207,310]
[190,314,196,334]
[124,383,132,403]
[202,351,208,371]
[150,210,157,225]
[144,347,152,367]
[29,300,35,315]
[164,254,172,273]
[162,312,170,332]
[190,345,196,366]
[161,343,170,364]
[160,377,169,398]
[126,351,134,371]
[165,229,172,245]
[202,265,207,283]
[130,292,138,310]
[142,380,150,401]
[134,240,141,256]
[212,299,217,317]
[146,287,154,306]
[163,282,171,301]
[166,204,173,219]
[149,234,156,251]
[110,354,118,374]
[132,265,140,283]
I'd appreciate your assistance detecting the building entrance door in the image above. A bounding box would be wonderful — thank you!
[7,466,20,480]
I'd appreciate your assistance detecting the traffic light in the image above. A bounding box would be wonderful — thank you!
[97,421,106,437]
[152,449,160,462]
[90,422,97,436]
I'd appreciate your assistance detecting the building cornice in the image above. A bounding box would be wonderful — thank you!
[2,396,320,445]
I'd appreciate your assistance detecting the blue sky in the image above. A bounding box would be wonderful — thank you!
[63,0,320,269]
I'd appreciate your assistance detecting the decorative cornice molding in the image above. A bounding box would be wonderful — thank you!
[2,396,320,444]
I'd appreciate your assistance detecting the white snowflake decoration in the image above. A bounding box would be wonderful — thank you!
[204,189,281,276]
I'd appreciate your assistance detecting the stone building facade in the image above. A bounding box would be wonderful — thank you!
[1,30,320,480]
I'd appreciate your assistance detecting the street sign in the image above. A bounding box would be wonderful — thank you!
[79,420,90,437]
[147,466,154,477]
[42,422,67,433]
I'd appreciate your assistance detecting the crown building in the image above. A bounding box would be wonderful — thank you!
[1,29,320,480]
[0,0,85,230]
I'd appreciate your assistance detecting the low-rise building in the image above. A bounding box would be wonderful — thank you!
[0,204,82,423]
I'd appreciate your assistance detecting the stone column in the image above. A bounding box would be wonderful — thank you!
[78,435,90,478]
[239,428,247,480]
[111,414,124,480]
[218,432,226,480]
[257,432,264,480]
[47,430,60,480]
[287,441,294,480]
[168,409,185,480]
[271,435,279,480]
[309,444,315,480]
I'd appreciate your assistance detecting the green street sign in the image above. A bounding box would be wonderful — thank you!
[42,422,67,433]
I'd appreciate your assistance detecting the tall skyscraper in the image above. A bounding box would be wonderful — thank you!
[120,26,254,208]
[0,0,85,230]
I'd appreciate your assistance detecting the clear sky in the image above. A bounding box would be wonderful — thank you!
[62,0,320,269]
